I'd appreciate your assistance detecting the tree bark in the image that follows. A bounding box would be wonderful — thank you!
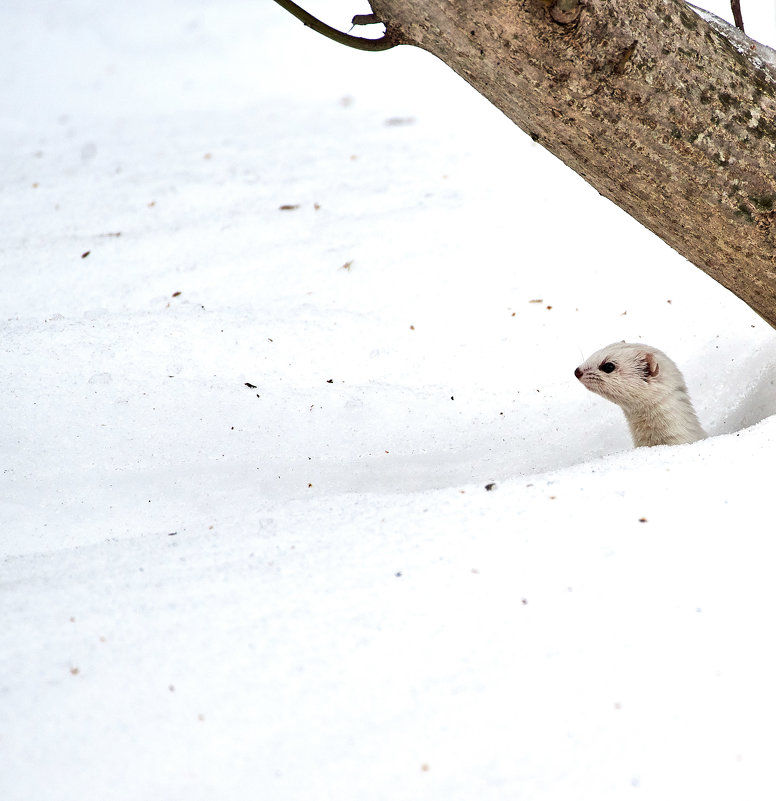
[364,0,776,327]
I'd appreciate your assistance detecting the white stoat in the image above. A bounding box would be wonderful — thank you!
[574,341,706,447]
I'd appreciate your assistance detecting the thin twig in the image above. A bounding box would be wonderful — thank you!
[271,0,398,52]
[731,0,745,32]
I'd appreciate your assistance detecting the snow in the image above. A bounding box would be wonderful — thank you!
[2,0,776,798]
[690,1,776,74]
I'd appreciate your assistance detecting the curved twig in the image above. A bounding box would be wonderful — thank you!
[271,0,399,52]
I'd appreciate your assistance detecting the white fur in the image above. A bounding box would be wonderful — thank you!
[575,342,706,447]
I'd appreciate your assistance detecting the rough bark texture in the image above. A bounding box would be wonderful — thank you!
[368,0,776,326]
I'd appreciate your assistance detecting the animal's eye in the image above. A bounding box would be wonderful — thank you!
[600,362,616,373]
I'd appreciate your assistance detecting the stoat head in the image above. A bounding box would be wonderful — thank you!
[574,341,688,413]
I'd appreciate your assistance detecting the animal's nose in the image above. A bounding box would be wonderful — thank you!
[574,367,583,379]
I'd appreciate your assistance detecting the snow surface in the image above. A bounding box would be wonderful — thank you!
[691,1,776,75]
[3,0,776,798]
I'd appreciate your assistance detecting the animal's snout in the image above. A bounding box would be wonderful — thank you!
[574,367,583,379]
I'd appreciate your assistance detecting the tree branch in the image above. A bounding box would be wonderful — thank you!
[731,0,745,33]
[271,0,399,52]
[364,0,776,327]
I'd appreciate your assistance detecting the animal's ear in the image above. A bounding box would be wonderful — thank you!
[644,352,660,377]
